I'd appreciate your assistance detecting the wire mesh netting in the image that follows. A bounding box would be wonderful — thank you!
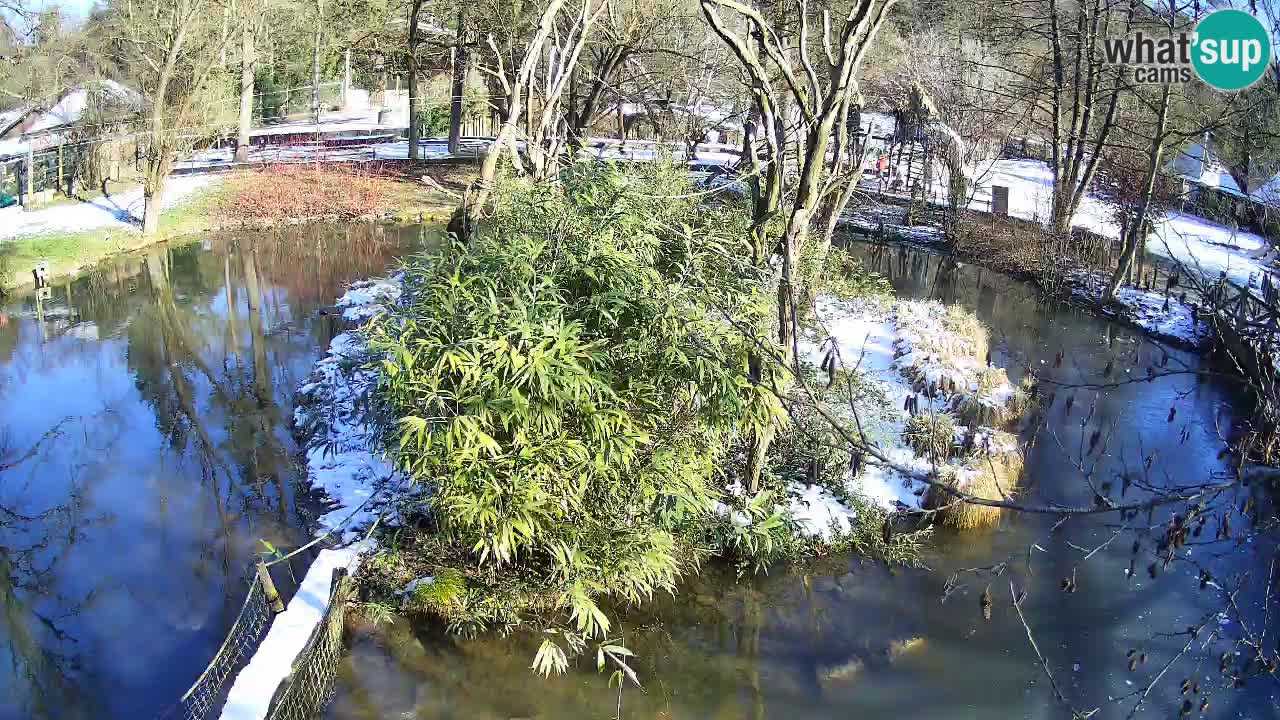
[265,569,353,720]
[258,83,345,124]
[156,573,271,720]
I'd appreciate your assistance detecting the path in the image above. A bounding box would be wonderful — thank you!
[0,174,220,241]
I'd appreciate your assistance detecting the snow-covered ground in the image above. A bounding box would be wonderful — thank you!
[785,297,1024,537]
[1068,271,1211,347]
[966,158,1274,287]
[1148,211,1271,288]
[0,174,220,241]
[220,279,405,720]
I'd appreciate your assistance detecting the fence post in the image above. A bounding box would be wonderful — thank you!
[343,49,352,109]
[57,142,64,195]
[257,559,285,613]
[24,147,34,206]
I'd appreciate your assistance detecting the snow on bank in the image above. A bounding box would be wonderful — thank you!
[964,158,1274,286]
[335,278,402,323]
[785,297,1025,537]
[0,174,220,241]
[1148,212,1272,288]
[219,279,403,720]
[293,279,406,541]
[1068,271,1211,348]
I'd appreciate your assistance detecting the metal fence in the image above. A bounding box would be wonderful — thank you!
[150,548,352,720]
[257,83,346,124]
[264,569,353,720]
[0,142,92,206]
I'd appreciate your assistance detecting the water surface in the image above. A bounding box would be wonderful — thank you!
[326,240,1279,720]
[0,222,431,719]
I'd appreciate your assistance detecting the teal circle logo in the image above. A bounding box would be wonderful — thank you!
[1192,9,1272,91]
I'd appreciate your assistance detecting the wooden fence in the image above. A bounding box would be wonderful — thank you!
[1205,274,1280,429]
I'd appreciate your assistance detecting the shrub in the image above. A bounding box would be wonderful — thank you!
[903,411,958,461]
[812,245,893,301]
[365,161,783,668]
[215,164,392,222]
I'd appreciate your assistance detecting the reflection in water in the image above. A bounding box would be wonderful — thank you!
[0,223,434,720]
[327,240,1279,720]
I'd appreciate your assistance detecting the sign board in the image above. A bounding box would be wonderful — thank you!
[991,185,1010,216]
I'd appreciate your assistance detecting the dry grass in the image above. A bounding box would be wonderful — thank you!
[953,366,1015,427]
[924,446,1024,530]
[903,412,958,461]
[216,164,394,222]
[213,162,473,225]
[951,214,1118,287]
[942,305,988,362]
[1007,374,1039,419]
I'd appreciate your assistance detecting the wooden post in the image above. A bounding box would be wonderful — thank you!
[257,559,285,613]
[57,142,63,195]
[24,147,34,206]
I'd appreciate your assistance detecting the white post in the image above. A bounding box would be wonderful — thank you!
[343,49,352,109]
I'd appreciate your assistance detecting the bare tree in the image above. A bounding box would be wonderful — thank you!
[458,0,572,233]
[701,0,893,362]
[234,0,262,163]
[98,0,230,235]
[700,0,895,492]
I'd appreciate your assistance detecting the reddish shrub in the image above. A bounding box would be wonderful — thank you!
[217,163,396,223]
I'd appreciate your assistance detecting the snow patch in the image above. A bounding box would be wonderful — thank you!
[787,296,1027,535]
[0,174,220,241]
[787,482,856,539]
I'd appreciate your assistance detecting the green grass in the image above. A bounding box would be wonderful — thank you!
[0,164,475,294]
[0,189,219,293]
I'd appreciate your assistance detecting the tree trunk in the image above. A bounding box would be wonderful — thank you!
[407,0,424,159]
[234,20,255,163]
[142,158,167,237]
[311,1,323,126]
[1106,82,1172,300]
[447,8,468,155]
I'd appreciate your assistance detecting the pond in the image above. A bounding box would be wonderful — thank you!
[0,222,435,720]
[326,240,1278,720]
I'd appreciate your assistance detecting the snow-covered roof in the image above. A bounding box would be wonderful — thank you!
[0,106,27,136]
[0,137,30,161]
[1168,140,1280,205]
[3,80,141,140]
[28,80,141,134]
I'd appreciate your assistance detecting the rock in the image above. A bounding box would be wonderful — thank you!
[397,576,435,597]
[819,656,865,685]
[886,636,926,662]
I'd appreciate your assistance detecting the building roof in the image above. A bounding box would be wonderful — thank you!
[1,80,141,139]
[1168,141,1280,206]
